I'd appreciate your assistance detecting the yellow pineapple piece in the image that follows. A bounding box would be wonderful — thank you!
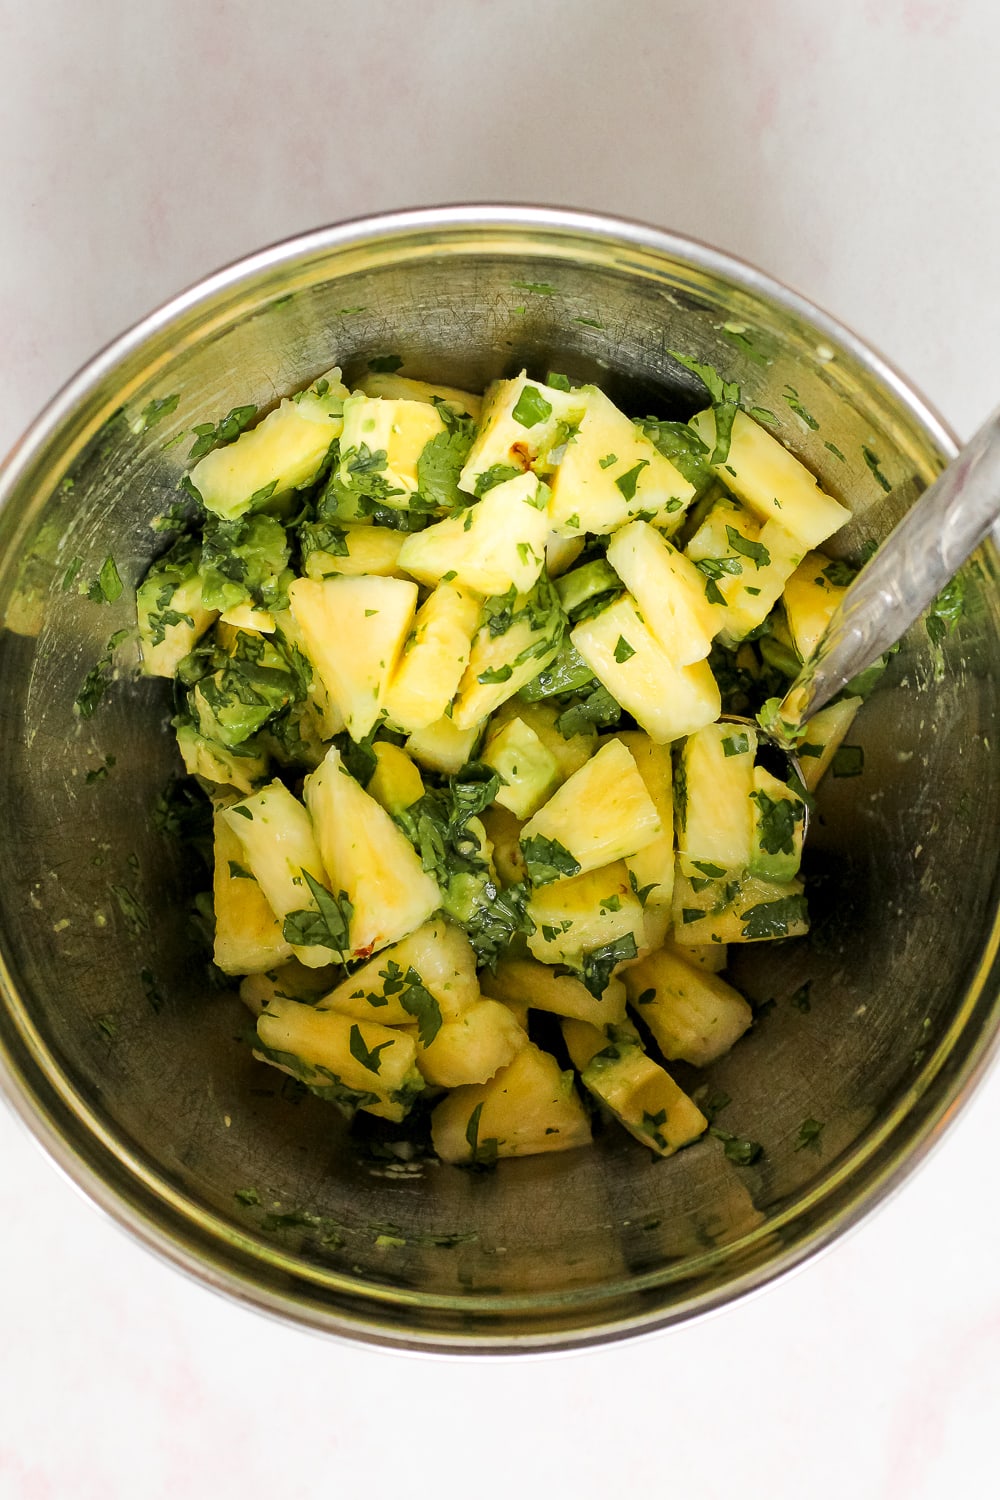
[256,996,422,1122]
[406,713,485,775]
[366,741,425,814]
[175,722,269,795]
[383,582,482,732]
[338,392,446,500]
[318,917,478,1025]
[572,594,721,744]
[303,525,407,581]
[479,803,526,886]
[684,496,804,641]
[527,861,645,967]
[239,959,339,1017]
[287,574,418,741]
[415,1000,527,1088]
[304,744,440,959]
[676,721,757,872]
[212,813,293,974]
[689,407,850,548]
[606,519,718,665]
[520,738,661,875]
[481,957,627,1026]
[481,716,560,819]
[609,730,675,909]
[354,372,482,423]
[671,867,809,945]
[451,592,562,730]
[220,779,344,969]
[397,473,550,595]
[458,372,588,495]
[547,386,695,536]
[797,695,863,791]
[782,551,848,660]
[623,947,753,1066]
[430,1044,591,1162]
[191,369,348,520]
[562,1019,708,1156]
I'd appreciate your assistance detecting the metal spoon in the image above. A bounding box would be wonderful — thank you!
[771,406,1000,745]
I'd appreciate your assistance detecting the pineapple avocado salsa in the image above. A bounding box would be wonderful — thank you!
[137,360,864,1166]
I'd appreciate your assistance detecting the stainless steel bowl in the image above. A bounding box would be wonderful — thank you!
[2,206,999,1353]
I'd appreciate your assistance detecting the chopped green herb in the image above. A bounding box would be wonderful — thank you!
[599,452,618,469]
[750,789,802,855]
[521,834,581,886]
[722,732,750,757]
[710,1127,763,1165]
[615,461,648,501]
[234,1187,261,1207]
[790,980,812,1012]
[282,873,353,956]
[477,664,514,684]
[783,385,819,430]
[613,635,636,664]
[84,754,116,785]
[793,1116,825,1153]
[511,386,553,429]
[465,1101,499,1166]
[726,526,770,570]
[368,354,404,373]
[579,932,638,998]
[739,895,808,940]
[84,555,124,604]
[111,883,149,936]
[188,404,257,461]
[95,1014,119,1042]
[475,463,523,496]
[925,575,965,646]
[831,745,864,777]
[546,371,572,391]
[511,280,557,296]
[349,1023,393,1075]
[668,352,740,464]
[227,860,253,880]
[825,440,846,461]
[862,446,892,493]
[692,860,727,879]
[822,558,857,588]
[137,393,180,432]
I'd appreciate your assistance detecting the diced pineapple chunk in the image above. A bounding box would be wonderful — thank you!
[191,370,347,521]
[175,722,269,795]
[137,554,218,678]
[563,1020,708,1156]
[544,532,586,577]
[624,948,753,1065]
[664,933,728,973]
[430,1044,591,1162]
[520,738,661,875]
[609,731,676,909]
[797,696,863,791]
[220,779,343,969]
[304,744,440,959]
[458,373,588,495]
[684,497,804,641]
[677,721,758,872]
[338,393,446,500]
[689,407,851,548]
[416,1000,527,1088]
[397,473,550,595]
[406,713,485,775]
[749,765,806,882]
[354,372,482,423]
[451,589,563,730]
[547,386,695,536]
[271,607,345,739]
[367,741,424,814]
[672,867,809,945]
[489,698,596,780]
[481,716,560,818]
[303,524,407,581]
[606,520,720,664]
[318,917,478,1025]
[287,574,418,742]
[527,861,645,967]
[481,957,627,1026]
[572,595,721,744]
[239,959,339,1017]
[383,582,481,732]
[212,813,293,974]
[256,996,422,1122]
[782,551,848,660]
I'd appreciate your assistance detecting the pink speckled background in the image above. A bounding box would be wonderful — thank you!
[2,2,999,1496]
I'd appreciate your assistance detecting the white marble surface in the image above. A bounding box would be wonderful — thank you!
[2,2,999,1494]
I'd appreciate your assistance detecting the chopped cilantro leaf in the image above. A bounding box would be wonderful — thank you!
[282,872,352,956]
[831,745,864,778]
[599,452,618,469]
[579,933,639,998]
[750,789,802,855]
[477,664,513,684]
[793,1116,825,1153]
[348,1024,393,1075]
[739,895,808,940]
[722,731,750,757]
[137,393,179,432]
[475,463,522,496]
[188,404,257,461]
[726,526,770,570]
[925,575,964,646]
[521,834,581,886]
[692,860,727,879]
[668,352,740,464]
[511,386,553,429]
[783,385,819,430]
[613,634,636,663]
[862,446,892,493]
[615,461,648,501]
[546,371,572,391]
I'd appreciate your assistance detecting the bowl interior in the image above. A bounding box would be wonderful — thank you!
[2,210,999,1350]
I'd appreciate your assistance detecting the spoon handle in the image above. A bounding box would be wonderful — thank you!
[776,405,1000,734]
